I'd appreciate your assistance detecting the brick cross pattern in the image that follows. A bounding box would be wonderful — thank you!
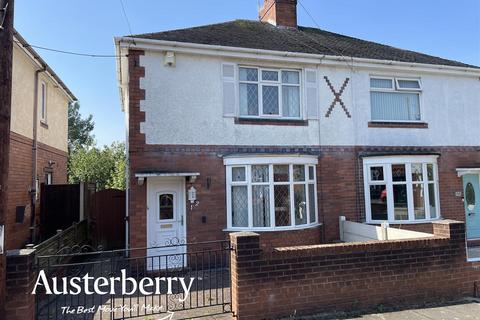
[324,76,351,118]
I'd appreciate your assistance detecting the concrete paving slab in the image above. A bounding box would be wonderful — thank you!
[348,310,431,320]
[277,300,480,320]
[431,302,480,319]
[346,301,480,320]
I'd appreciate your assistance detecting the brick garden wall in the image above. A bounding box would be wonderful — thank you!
[5,249,36,320]
[6,132,67,250]
[230,220,480,320]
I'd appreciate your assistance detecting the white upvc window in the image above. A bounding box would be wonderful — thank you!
[40,81,47,123]
[363,155,440,224]
[225,156,319,231]
[370,76,422,122]
[239,67,301,119]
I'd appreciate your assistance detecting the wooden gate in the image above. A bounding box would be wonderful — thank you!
[91,189,126,249]
[40,184,80,240]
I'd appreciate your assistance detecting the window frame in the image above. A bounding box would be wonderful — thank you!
[44,171,53,185]
[369,76,423,123]
[238,66,302,120]
[40,81,47,123]
[395,78,422,91]
[157,192,176,222]
[225,156,319,231]
[363,155,441,224]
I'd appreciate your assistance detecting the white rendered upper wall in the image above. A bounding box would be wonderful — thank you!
[137,50,480,147]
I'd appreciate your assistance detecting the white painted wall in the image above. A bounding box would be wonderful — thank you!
[339,217,433,242]
[138,50,480,147]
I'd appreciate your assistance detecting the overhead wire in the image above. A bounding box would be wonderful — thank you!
[297,0,355,70]
[0,1,8,30]
[259,0,277,22]
[10,0,138,59]
[119,0,136,46]
[13,40,127,58]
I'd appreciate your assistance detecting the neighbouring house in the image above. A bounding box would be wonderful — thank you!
[115,0,480,260]
[6,30,76,249]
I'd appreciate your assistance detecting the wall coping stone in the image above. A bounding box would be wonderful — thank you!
[230,232,259,239]
[432,219,464,225]
[7,249,36,257]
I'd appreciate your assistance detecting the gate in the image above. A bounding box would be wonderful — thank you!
[90,189,126,250]
[35,240,232,320]
[40,184,80,240]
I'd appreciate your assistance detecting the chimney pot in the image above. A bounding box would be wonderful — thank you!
[259,0,298,28]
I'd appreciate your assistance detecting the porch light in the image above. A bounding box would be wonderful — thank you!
[188,186,197,204]
[188,175,197,183]
[137,177,145,186]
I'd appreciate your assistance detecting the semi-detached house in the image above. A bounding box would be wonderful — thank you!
[7,31,75,250]
[115,0,480,261]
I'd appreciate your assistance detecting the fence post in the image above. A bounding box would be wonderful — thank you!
[339,216,346,242]
[381,221,389,240]
[5,249,36,320]
[230,232,261,320]
[79,181,85,221]
[432,220,465,245]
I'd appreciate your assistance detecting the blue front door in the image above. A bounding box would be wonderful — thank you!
[463,174,480,239]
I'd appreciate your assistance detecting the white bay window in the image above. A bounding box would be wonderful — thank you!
[239,67,301,119]
[363,155,440,224]
[225,156,318,230]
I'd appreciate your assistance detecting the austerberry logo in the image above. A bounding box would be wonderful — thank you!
[32,269,195,302]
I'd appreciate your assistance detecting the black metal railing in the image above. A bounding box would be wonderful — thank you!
[34,239,232,320]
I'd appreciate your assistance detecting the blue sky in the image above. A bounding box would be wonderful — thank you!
[14,0,480,146]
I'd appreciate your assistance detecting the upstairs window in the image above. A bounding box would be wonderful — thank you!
[370,77,422,122]
[239,67,301,119]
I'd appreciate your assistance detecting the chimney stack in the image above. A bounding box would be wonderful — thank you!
[259,0,298,28]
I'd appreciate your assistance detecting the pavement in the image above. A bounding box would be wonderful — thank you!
[276,299,480,320]
[346,300,480,320]
[82,298,480,319]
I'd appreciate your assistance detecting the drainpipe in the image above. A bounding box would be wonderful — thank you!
[30,67,46,244]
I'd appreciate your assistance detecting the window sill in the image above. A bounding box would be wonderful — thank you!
[40,121,48,129]
[235,117,308,126]
[222,223,322,232]
[368,121,428,129]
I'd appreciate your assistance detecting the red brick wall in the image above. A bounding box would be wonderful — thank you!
[6,132,67,249]
[318,147,362,242]
[127,144,477,249]
[127,49,146,256]
[255,226,321,250]
[230,220,480,320]
[5,249,36,320]
[259,0,298,28]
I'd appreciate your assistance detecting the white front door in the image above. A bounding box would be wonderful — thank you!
[147,178,186,270]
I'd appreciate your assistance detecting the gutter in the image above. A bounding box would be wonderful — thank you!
[30,67,46,244]
[13,30,77,102]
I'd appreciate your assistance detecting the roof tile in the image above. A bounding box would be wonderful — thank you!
[129,20,478,69]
